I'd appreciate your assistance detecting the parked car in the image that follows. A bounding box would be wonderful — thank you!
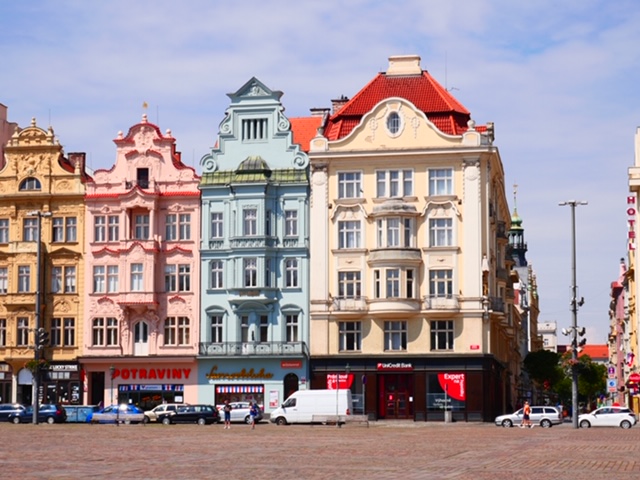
[63,405,100,423]
[158,404,219,425]
[579,406,637,429]
[143,403,187,424]
[494,405,563,428]
[217,402,263,424]
[90,404,145,424]
[0,404,27,423]
[8,404,67,424]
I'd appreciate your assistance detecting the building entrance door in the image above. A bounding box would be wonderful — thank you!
[134,321,149,356]
[378,374,413,419]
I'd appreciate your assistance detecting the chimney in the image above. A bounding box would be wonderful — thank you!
[386,55,422,76]
[331,95,349,114]
[309,107,330,118]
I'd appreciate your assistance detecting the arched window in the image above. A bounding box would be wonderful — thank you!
[19,177,41,191]
[386,112,402,135]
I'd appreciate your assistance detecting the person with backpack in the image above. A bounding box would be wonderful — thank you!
[249,401,259,430]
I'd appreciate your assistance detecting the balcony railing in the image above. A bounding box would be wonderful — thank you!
[229,236,278,249]
[489,296,504,313]
[198,341,309,358]
[424,294,460,310]
[333,297,368,311]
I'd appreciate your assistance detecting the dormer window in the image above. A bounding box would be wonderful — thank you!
[242,118,268,141]
[19,177,41,191]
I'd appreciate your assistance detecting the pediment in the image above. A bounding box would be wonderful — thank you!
[329,98,462,151]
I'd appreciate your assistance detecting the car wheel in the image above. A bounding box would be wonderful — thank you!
[540,419,552,428]
[579,420,591,428]
[275,417,287,426]
[124,418,131,425]
[621,420,632,429]
[501,419,512,428]
[143,416,150,424]
[162,417,171,425]
[245,415,252,424]
[12,416,20,424]
[197,417,206,425]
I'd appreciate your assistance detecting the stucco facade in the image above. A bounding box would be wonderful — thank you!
[308,55,516,421]
[0,118,88,405]
[81,114,200,408]
[198,78,311,412]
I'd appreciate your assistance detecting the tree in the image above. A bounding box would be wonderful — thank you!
[523,350,564,391]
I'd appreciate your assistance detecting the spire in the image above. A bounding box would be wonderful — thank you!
[508,182,528,267]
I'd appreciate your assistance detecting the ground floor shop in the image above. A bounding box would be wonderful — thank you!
[0,361,82,405]
[79,357,199,410]
[310,355,508,422]
[197,358,308,415]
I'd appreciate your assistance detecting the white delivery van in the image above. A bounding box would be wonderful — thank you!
[269,389,353,425]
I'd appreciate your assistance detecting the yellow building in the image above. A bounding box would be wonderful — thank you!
[308,55,517,421]
[0,118,88,405]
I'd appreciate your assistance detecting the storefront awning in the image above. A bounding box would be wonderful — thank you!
[215,385,264,394]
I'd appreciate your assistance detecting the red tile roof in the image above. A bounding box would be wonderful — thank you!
[324,71,473,141]
[290,117,322,152]
[578,344,609,360]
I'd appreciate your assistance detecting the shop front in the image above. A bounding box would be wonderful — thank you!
[198,358,307,416]
[311,355,505,422]
[80,357,199,410]
[0,363,12,403]
[41,362,82,405]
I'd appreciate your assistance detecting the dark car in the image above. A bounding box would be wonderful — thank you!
[0,404,26,422]
[158,404,219,425]
[7,404,67,424]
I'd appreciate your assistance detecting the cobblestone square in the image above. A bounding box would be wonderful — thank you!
[1,421,639,479]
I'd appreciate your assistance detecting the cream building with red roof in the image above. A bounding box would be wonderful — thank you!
[308,55,517,421]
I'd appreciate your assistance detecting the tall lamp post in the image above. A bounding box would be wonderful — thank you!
[559,200,587,429]
[28,210,51,425]
[109,365,115,405]
[335,364,350,427]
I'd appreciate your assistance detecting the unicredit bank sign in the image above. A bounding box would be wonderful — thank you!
[377,362,413,371]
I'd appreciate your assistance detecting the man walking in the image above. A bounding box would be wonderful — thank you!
[223,400,232,429]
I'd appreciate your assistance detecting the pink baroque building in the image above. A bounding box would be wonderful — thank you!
[80,114,201,409]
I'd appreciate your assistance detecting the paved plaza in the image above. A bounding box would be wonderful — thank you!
[1,420,639,479]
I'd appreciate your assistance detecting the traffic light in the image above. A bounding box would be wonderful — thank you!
[36,328,49,349]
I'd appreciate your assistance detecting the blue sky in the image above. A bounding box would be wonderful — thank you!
[2,0,639,344]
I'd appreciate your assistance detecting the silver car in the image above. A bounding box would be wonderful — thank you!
[143,403,187,423]
[579,406,637,429]
[494,406,563,428]
[218,402,263,424]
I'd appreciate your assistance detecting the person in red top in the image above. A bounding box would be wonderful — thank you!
[521,401,533,428]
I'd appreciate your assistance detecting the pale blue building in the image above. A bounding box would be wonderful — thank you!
[198,78,311,414]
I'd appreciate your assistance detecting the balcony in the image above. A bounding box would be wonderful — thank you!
[489,296,504,313]
[198,341,309,358]
[332,297,368,311]
[229,236,278,249]
[424,295,460,310]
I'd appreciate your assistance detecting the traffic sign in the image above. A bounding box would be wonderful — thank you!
[608,379,617,393]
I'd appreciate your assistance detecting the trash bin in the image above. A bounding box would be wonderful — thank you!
[444,410,453,423]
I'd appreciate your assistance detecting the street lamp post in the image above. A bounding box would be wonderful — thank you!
[559,200,587,429]
[335,364,350,427]
[28,210,51,425]
[109,365,115,405]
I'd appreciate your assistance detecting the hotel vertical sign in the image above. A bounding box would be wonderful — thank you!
[628,195,637,251]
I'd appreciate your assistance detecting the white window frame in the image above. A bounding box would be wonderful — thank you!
[339,321,362,352]
[211,212,224,239]
[285,210,298,237]
[243,258,257,287]
[338,172,362,198]
[338,220,361,249]
[376,169,413,198]
[93,266,106,293]
[384,320,407,351]
[429,168,453,196]
[431,319,454,351]
[243,209,258,236]
[0,218,8,243]
[285,258,299,288]
[131,263,144,291]
[338,271,361,298]
[94,216,106,242]
[429,218,453,247]
[211,260,224,289]
[429,269,453,297]
[107,266,119,293]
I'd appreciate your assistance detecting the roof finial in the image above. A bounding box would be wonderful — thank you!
[513,183,518,210]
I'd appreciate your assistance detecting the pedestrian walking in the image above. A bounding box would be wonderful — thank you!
[521,400,533,428]
[223,400,232,429]
[250,401,259,430]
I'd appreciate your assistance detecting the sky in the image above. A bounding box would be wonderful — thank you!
[2,0,639,345]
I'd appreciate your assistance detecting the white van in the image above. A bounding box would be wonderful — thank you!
[269,389,353,425]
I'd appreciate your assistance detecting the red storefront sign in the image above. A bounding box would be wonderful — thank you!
[326,374,354,390]
[376,362,413,371]
[281,360,302,369]
[438,373,466,401]
[111,367,191,380]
